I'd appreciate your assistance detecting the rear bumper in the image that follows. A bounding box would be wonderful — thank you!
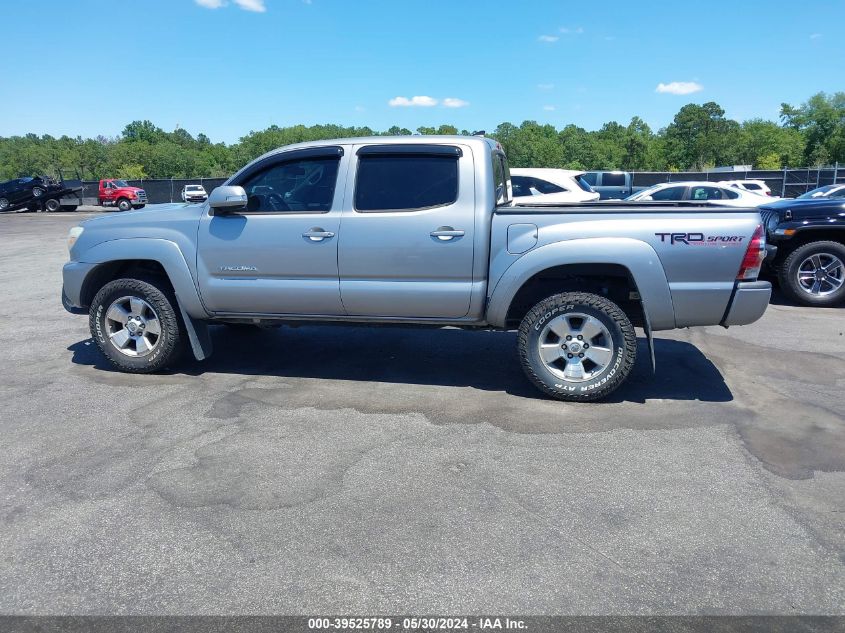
[721,280,771,327]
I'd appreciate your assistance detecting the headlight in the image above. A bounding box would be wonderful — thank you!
[68,226,84,252]
[765,212,780,234]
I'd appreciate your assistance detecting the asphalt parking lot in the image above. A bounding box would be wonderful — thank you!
[0,209,843,615]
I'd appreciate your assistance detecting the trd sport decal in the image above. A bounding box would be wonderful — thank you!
[655,232,746,245]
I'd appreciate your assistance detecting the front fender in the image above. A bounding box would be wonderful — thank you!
[77,238,208,318]
[486,237,676,330]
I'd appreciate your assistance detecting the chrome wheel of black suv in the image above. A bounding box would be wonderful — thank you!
[779,241,845,307]
[518,292,637,402]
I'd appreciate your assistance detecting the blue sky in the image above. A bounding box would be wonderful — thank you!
[1,0,842,143]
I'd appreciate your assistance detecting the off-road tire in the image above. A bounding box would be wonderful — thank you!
[117,198,132,212]
[518,292,637,402]
[44,198,61,212]
[89,278,184,373]
[778,241,845,307]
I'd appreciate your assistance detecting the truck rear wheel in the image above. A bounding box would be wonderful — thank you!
[44,198,61,212]
[518,292,637,402]
[779,241,845,307]
[89,278,184,373]
[117,198,132,212]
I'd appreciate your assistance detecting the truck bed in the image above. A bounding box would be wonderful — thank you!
[489,201,764,330]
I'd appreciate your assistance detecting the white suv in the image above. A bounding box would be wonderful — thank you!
[181,184,208,203]
[510,168,600,204]
[719,179,773,197]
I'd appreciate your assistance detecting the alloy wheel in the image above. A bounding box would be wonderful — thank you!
[537,312,615,382]
[104,295,162,357]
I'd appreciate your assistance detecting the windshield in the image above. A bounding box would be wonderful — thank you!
[186,185,203,191]
[576,176,595,193]
[627,185,658,200]
[798,185,837,200]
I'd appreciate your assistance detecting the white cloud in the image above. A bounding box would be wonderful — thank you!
[354,105,365,112]
[656,81,703,95]
[810,33,822,39]
[537,83,554,90]
[388,95,438,107]
[234,0,266,11]
[560,26,584,34]
[538,35,559,42]
[195,0,266,10]
[442,97,470,108]
[543,105,556,111]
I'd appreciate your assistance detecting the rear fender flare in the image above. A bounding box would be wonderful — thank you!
[486,237,676,331]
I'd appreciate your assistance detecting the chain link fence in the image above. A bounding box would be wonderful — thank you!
[77,165,843,205]
[79,178,227,205]
[631,164,842,198]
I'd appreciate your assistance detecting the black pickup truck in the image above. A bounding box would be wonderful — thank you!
[761,197,845,307]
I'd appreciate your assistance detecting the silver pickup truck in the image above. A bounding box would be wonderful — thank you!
[62,136,771,401]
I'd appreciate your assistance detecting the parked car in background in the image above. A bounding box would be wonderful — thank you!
[181,184,208,203]
[796,184,845,200]
[510,168,599,204]
[626,182,769,207]
[760,197,845,307]
[583,171,646,200]
[98,179,147,211]
[719,179,773,197]
[0,176,64,211]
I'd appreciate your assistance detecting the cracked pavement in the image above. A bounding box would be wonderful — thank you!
[1,210,843,614]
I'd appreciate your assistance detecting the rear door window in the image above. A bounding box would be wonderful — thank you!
[356,155,459,212]
[690,186,723,200]
[601,172,627,187]
[530,178,566,194]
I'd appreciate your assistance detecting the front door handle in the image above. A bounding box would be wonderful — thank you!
[430,226,465,241]
[302,228,335,242]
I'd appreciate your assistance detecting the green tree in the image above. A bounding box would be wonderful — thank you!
[781,92,845,165]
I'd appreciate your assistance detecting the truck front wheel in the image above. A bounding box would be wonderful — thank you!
[518,292,637,402]
[89,278,184,373]
[779,241,845,307]
[117,198,132,212]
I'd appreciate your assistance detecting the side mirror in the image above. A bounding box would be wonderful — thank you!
[208,186,248,215]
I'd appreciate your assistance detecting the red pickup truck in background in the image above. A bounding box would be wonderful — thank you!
[98,179,147,211]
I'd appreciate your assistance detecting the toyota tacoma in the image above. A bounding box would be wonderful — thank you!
[62,136,771,401]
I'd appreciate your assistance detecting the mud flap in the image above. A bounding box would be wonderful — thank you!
[643,309,656,374]
[178,302,213,361]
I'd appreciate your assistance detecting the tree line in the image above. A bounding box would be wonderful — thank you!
[1,92,843,182]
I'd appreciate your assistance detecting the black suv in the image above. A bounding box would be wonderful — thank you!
[761,197,845,307]
[0,176,63,211]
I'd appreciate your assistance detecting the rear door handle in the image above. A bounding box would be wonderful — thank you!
[302,228,335,242]
[430,227,465,241]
